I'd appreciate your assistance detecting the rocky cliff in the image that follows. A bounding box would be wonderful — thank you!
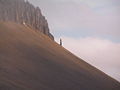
[0,0,54,40]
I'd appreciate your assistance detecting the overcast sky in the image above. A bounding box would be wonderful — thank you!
[28,0,120,82]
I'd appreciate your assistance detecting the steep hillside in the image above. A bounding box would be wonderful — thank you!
[0,0,54,40]
[0,22,120,90]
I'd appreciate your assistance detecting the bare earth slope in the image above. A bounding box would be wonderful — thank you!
[0,22,120,90]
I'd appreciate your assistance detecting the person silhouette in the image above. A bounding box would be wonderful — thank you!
[60,38,62,46]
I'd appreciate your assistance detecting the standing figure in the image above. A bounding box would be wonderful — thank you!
[60,38,62,46]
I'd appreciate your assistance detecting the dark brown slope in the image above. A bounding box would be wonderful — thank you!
[0,22,120,90]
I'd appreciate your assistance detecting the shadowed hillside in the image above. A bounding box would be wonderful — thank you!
[0,22,120,90]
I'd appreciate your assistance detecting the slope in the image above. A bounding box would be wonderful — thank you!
[0,22,120,90]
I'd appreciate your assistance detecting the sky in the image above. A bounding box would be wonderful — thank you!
[28,0,120,82]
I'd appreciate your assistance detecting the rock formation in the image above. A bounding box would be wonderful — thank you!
[0,0,54,40]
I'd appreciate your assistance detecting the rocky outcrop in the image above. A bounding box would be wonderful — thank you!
[0,0,54,40]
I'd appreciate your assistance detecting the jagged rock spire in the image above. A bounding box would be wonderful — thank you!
[0,0,54,40]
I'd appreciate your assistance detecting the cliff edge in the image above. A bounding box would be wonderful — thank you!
[0,0,54,40]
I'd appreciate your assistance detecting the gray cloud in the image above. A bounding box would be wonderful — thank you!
[28,0,120,39]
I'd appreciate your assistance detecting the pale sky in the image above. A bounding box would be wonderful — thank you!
[28,0,120,82]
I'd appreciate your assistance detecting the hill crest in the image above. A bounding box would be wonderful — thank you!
[0,22,120,90]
